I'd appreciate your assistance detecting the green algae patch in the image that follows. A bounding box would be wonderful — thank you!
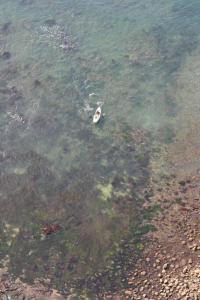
[101,207,118,219]
[100,158,108,167]
[97,183,113,201]
[135,224,156,236]
[143,204,161,220]
[135,242,144,251]
[13,167,27,175]
[35,210,49,222]
[175,197,182,204]
[114,188,131,198]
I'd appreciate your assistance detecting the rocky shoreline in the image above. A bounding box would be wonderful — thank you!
[2,175,200,300]
[103,174,200,300]
[0,271,64,300]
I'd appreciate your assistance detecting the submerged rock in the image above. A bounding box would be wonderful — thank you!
[44,19,56,27]
[40,24,77,53]
[1,51,11,60]
[8,86,23,105]
[1,21,11,33]
[34,79,41,87]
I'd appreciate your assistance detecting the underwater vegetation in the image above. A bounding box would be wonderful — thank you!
[0,124,154,295]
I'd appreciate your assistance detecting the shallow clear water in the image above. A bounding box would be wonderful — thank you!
[0,0,200,296]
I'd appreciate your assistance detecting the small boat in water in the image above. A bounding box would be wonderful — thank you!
[93,106,102,124]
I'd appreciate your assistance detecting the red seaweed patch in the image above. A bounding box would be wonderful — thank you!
[42,224,62,236]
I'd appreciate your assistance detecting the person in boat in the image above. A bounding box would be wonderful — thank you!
[96,111,100,115]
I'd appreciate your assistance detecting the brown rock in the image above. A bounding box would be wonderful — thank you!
[146,257,150,262]
[141,271,146,276]
[163,263,170,270]
[188,258,193,264]
[183,266,188,274]
[125,290,132,296]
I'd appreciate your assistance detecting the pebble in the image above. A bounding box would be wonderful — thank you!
[141,271,146,276]
[183,266,188,274]
[163,263,169,270]
[175,264,179,269]
[181,259,187,266]
[193,245,198,251]
[164,279,168,284]
[156,259,161,264]
[188,258,193,264]
[171,257,177,262]
[125,290,132,296]
[146,257,150,262]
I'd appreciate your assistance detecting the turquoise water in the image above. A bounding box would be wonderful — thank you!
[0,0,200,296]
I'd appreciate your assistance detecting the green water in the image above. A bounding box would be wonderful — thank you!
[0,0,200,297]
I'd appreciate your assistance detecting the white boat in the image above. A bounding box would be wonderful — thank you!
[93,106,102,123]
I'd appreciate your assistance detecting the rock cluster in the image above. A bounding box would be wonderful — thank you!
[0,270,64,300]
[40,24,77,53]
[103,176,200,299]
